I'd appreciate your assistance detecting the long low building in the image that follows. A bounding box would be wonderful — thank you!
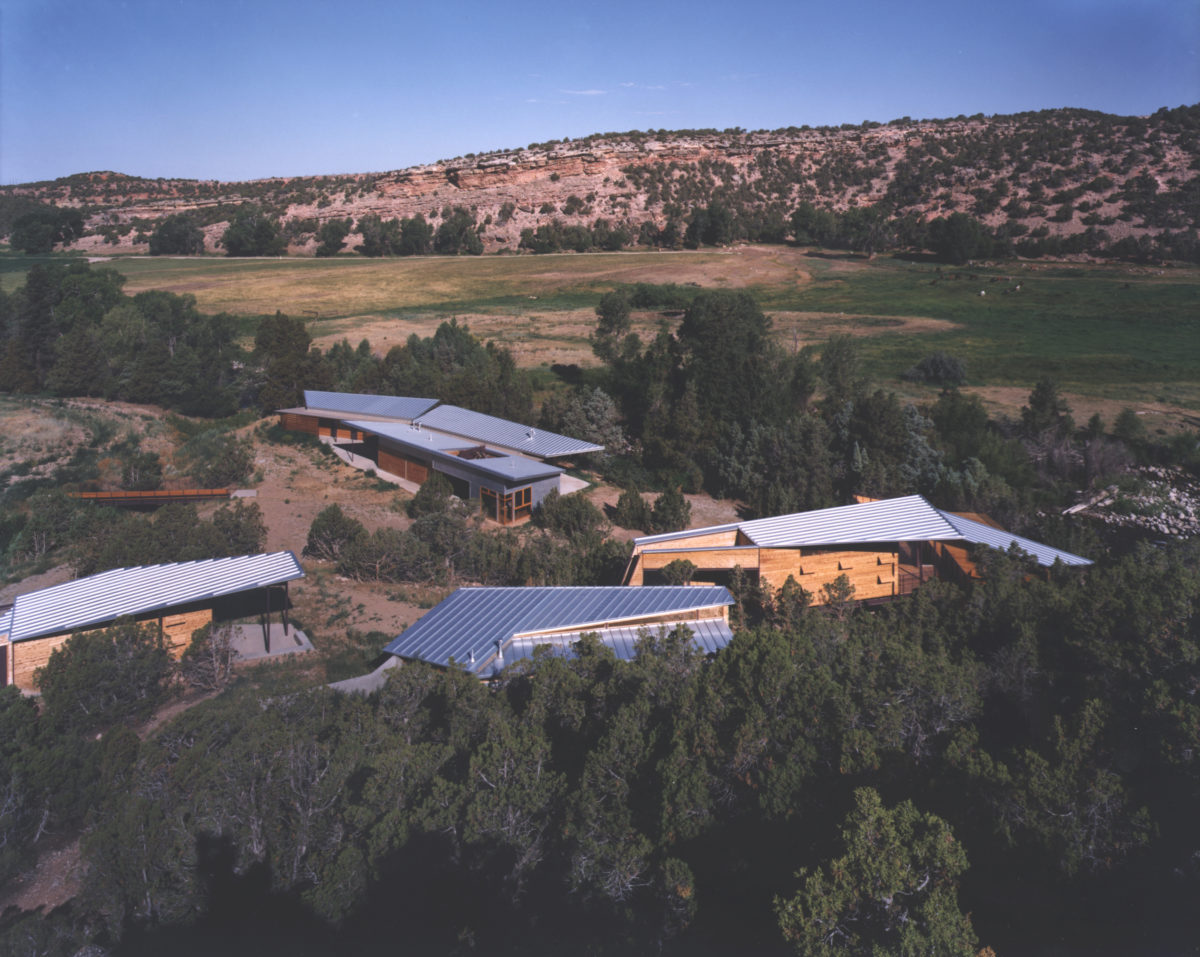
[0,552,304,690]
[342,420,565,524]
[625,495,1092,602]
[385,585,735,678]
[278,390,603,524]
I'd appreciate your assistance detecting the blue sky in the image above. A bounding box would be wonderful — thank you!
[2,0,1197,184]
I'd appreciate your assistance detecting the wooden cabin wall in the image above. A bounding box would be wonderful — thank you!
[280,413,319,434]
[379,448,430,483]
[11,633,71,690]
[797,546,899,603]
[631,547,759,586]
[758,549,802,589]
[10,607,213,691]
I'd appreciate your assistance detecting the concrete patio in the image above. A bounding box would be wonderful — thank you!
[229,622,313,661]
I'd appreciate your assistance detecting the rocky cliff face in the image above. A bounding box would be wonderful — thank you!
[4,105,1197,256]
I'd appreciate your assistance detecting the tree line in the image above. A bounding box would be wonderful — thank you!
[3,535,1198,955]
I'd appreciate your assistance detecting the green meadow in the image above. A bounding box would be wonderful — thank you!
[4,247,1198,415]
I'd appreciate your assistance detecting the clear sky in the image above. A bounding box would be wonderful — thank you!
[2,0,1197,184]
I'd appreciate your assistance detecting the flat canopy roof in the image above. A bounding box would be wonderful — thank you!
[7,551,304,643]
[414,405,604,459]
[301,390,439,421]
[287,391,602,460]
[386,585,734,676]
[344,420,564,484]
[635,495,1092,567]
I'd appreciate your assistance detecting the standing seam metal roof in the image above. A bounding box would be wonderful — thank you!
[385,586,733,676]
[303,390,438,421]
[344,420,564,484]
[505,618,734,666]
[414,405,604,458]
[739,495,959,548]
[935,508,1093,567]
[8,552,304,643]
[633,495,1091,567]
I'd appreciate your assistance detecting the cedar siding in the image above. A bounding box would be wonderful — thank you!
[7,605,212,691]
[2,552,303,692]
[626,496,1091,605]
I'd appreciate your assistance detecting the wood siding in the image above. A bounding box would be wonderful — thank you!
[796,546,899,602]
[628,542,902,603]
[379,448,429,484]
[630,547,758,586]
[161,608,213,655]
[280,412,320,434]
[11,632,72,690]
[758,548,802,590]
[9,606,213,691]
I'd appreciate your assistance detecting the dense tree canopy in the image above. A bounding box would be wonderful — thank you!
[148,213,205,255]
[8,205,84,254]
[0,263,241,414]
[221,205,285,257]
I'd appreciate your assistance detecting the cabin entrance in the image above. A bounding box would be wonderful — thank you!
[898,541,937,595]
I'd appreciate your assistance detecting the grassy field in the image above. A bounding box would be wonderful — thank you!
[4,247,1198,419]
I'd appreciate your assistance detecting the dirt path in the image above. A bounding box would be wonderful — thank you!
[0,836,83,918]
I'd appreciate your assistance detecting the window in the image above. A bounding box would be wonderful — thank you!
[481,486,533,525]
[481,487,500,522]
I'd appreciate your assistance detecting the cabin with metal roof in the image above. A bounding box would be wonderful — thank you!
[385,585,735,678]
[277,390,440,439]
[625,495,1091,602]
[411,405,604,460]
[277,390,602,525]
[342,419,564,524]
[0,552,304,691]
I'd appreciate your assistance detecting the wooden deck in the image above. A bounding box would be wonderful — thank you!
[69,489,231,507]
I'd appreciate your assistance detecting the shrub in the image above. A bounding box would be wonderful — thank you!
[660,558,696,585]
[37,619,173,734]
[180,622,236,691]
[304,504,367,561]
[903,352,967,386]
[532,489,607,541]
[182,431,254,488]
[407,471,455,518]
[612,487,653,530]
[649,487,691,533]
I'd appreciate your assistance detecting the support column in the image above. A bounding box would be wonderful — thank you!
[283,582,290,637]
[262,587,271,654]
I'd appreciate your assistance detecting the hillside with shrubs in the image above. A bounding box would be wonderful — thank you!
[2,105,1197,262]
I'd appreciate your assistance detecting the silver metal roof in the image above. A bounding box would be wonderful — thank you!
[385,585,733,676]
[506,618,734,667]
[414,405,604,459]
[343,419,474,452]
[635,495,1092,567]
[303,390,438,422]
[344,420,563,484]
[740,495,958,548]
[8,552,304,643]
[935,508,1093,567]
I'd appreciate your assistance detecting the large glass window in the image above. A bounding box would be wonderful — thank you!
[481,487,500,522]
[480,486,533,525]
